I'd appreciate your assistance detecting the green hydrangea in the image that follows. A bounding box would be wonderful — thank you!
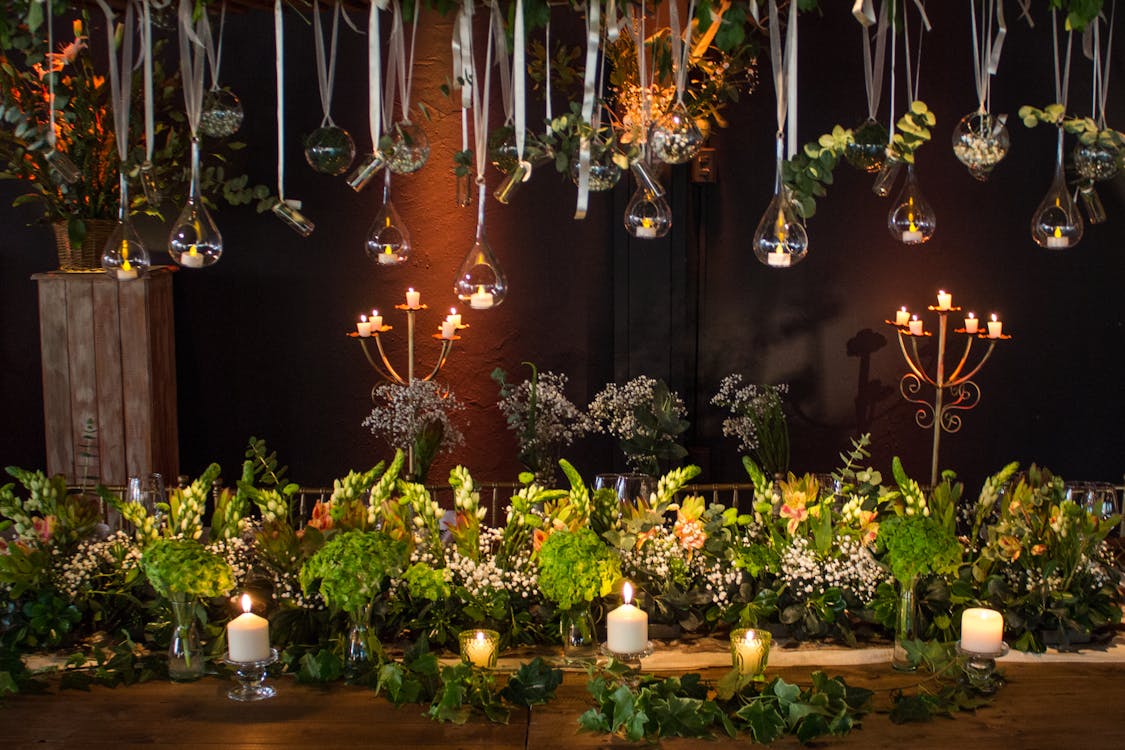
[401,561,451,602]
[876,514,961,585]
[300,530,407,614]
[537,528,620,611]
[141,538,234,599]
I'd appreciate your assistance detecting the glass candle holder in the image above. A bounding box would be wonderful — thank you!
[223,648,279,702]
[730,628,771,678]
[458,629,500,669]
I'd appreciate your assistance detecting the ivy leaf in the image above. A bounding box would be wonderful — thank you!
[297,649,344,683]
[736,700,785,744]
[500,658,562,707]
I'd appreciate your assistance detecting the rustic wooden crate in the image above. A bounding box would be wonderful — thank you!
[34,268,179,485]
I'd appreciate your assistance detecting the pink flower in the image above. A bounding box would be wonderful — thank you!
[33,515,56,543]
[780,502,808,535]
[306,501,335,532]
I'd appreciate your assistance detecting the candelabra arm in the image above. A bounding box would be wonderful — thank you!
[420,340,455,382]
[370,335,409,386]
[951,340,997,386]
[897,331,935,386]
[946,336,976,384]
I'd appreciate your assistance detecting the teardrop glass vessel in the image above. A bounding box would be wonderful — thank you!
[753,138,808,268]
[650,102,704,165]
[102,173,150,281]
[624,186,671,239]
[952,111,1009,181]
[1031,129,1083,249]
[454,184,507,309]
[168,137,223,269]
[887,165,936,245]
[364,172,411,266]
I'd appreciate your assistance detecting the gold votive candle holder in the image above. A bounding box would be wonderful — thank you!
[730,628,771,678]
[458,629,500,669]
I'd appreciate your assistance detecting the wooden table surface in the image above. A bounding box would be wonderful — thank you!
[3,661,1123,749]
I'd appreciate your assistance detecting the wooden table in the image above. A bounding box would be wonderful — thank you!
[3,661,1122,749]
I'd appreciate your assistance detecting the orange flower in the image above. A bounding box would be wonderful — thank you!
[780,502,808,535]
[673,517,707,552]
[1031,544,1047,556]
[306,501,335,532]
[998,535,1021,562]
[857,510,879,546]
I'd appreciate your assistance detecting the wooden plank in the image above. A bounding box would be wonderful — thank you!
[118,274,154,476]
[147,269,179,480]
[92,279,125,485]
[34,274,73,479]
[64,277,98,484]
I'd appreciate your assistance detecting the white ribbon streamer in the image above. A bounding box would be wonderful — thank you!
[384,0,403,130]
[1015,0,1034,27]
[860,1,888,120]
[1051,9,1073,110]
[368,1,382,150]
[202,0,226,92]
[969,0,1005,112]
[574,0,601,220]
[853,0,875,26]
[669,0,697,105]
[312,0,341,127]
[177,0,208,136]
[544,16,552,124]
[491,1,512,125]
[902,0,924,105]
[402,0,420,117]
[275,0,286,201]
[1086,1,1113,128]
[97,0,136,161]
[513,0,527,166]
[141,0,154,160]
[767,0,798,159]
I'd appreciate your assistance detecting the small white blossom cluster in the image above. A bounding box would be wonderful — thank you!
[363,380,466,454]
[443,526,539,601]
[840,495,864,523]
[778,536,887,604]
[206,536,255,589]
[622,530,744,608]
[56,531,142,599]
[496,371,593,457]
[588,376,687,442]
[710,375,788,454]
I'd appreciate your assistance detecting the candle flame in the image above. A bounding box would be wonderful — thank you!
[623,582,633,605]
[1053,225,1062,239]
[743,630,758,646]
[968,312,975,320]
[372,310,379,317]
[938,290,945,296]
[383,244,392,254]
[121,258,133,271]
[408,287,415,293]
[477,285,485,294]
[241,593,252,614]
[360,314,367,323]
[188,244,199,257]
[900,306,907,313]
[451,308,457,315]
[912,314,918,322]
[991,313,998,322]
[475,630,487,643]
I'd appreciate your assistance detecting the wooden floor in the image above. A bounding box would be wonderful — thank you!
[3,661,1123,748]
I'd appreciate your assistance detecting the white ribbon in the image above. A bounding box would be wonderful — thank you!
[860,1,888,120]
[902,0,924,105]
[202,0,226,92]
[910,0,932,31]
[605,0,620,40]
[490,1,512,125]
[852,0,875,26]
[97,0,136,161]
[141,0,155,161]
[402,0,420,118]
[544,15,552,124]
[177,0,208,136]
[275,0,286,201]
[1015,0,1034,27]
[970,0,1005,113]
[1051,9,1073,110]
[669,0,697,105]
[384,0,403,129]
[767,0,798,159]
[513,0,528,170]
[1086,2,1113,128]
[312,0,341,127]
[367,1,382,150]
[453,1,474,166]
[574,0,601,220]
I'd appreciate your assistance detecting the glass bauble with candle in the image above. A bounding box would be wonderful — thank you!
[845,117,889,173]
[102,173,150,281]
[454,230,508,310]
[887,165,936,245]
[952,111,1009,181]
[199,87,245,139]
[650,102,705,165]
[730,627,772,678]
[488,126,520,174]
[624,187,672,239]
[364,176,412,267]
[752,186,808,268]
[1073,140,1121,183]
[386,121,431,175]
[1031,130,1083,249]
[169,138,223,268]
[304,125,356,175]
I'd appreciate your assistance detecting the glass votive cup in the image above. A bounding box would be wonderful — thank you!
[458,629,500,669]
[271,200,315,237]
[730,627,771,678]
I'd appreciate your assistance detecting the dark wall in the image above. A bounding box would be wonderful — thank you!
[1,4,1122,492]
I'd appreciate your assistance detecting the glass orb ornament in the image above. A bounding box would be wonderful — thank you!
[199,87,245,138]
[1073,140,1121,182]
[488,127,519,174]
[169,138,223,268]
[1078,182,1107,225]
[952,111,1009,181]
[304,125,356,175]
[386,121,431,174]
[624,187,671,239]
[650,102,705,165]
[752,187,808,268]
[845,118,889,173]
[569,147,622,192]
[887,165,936,245]
[364,178,411,267]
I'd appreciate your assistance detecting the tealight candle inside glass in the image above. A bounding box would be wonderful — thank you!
[459,629,499,669]
[730,628,771,678]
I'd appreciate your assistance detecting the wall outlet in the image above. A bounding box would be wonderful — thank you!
[691,148,717,183]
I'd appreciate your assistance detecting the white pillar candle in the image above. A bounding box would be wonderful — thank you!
[767,250,791,267]
[405,288,421,308]
[961,607,1004,653]
[447,308,462,327]
[440,320,458,339]
[469,286,494,310]
[461,630,498,668]
[964,313,979,334]
[356,315,373,337]
[987,314,1002,338]
[908,315,923,336]
[180,246,205,268]
[937,290,952,310]
[370,311,383,331]
[607,582,648,654]
[895,307,910,326]
[227,594,270,662]
[731,628,770,677]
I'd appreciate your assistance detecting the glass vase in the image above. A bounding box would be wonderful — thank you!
[345,604,374,677]
[892,576,918,672]
[560,605,598,665]
[168,595,204,681]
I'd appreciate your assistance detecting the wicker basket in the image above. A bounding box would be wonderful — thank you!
[51,219,116,272]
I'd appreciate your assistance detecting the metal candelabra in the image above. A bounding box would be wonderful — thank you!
[888,296,1010,486]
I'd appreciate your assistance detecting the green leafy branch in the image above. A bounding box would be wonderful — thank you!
[886,639,994,723]
[1019,104,1125,148]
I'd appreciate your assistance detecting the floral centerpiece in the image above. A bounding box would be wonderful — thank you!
[712,375,790,477]
[363,380,465,483]
[588,375,689,476]
[492,363,593,485]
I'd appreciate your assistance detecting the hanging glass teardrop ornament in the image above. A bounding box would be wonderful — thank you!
[845,118,890,172]
[887,165,936,244]
[169,137,223,268]
[304,125,356,175]
[364,173,411,266]
[386,121,431,174]
[624,187,671,239]
[952,111,1009,181]
[1031,129,1083,249]
[754,137,808,268]
[650,102,705,165]
[102,174,150,281]
[199,87,245,138]
[454,182,508,309]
